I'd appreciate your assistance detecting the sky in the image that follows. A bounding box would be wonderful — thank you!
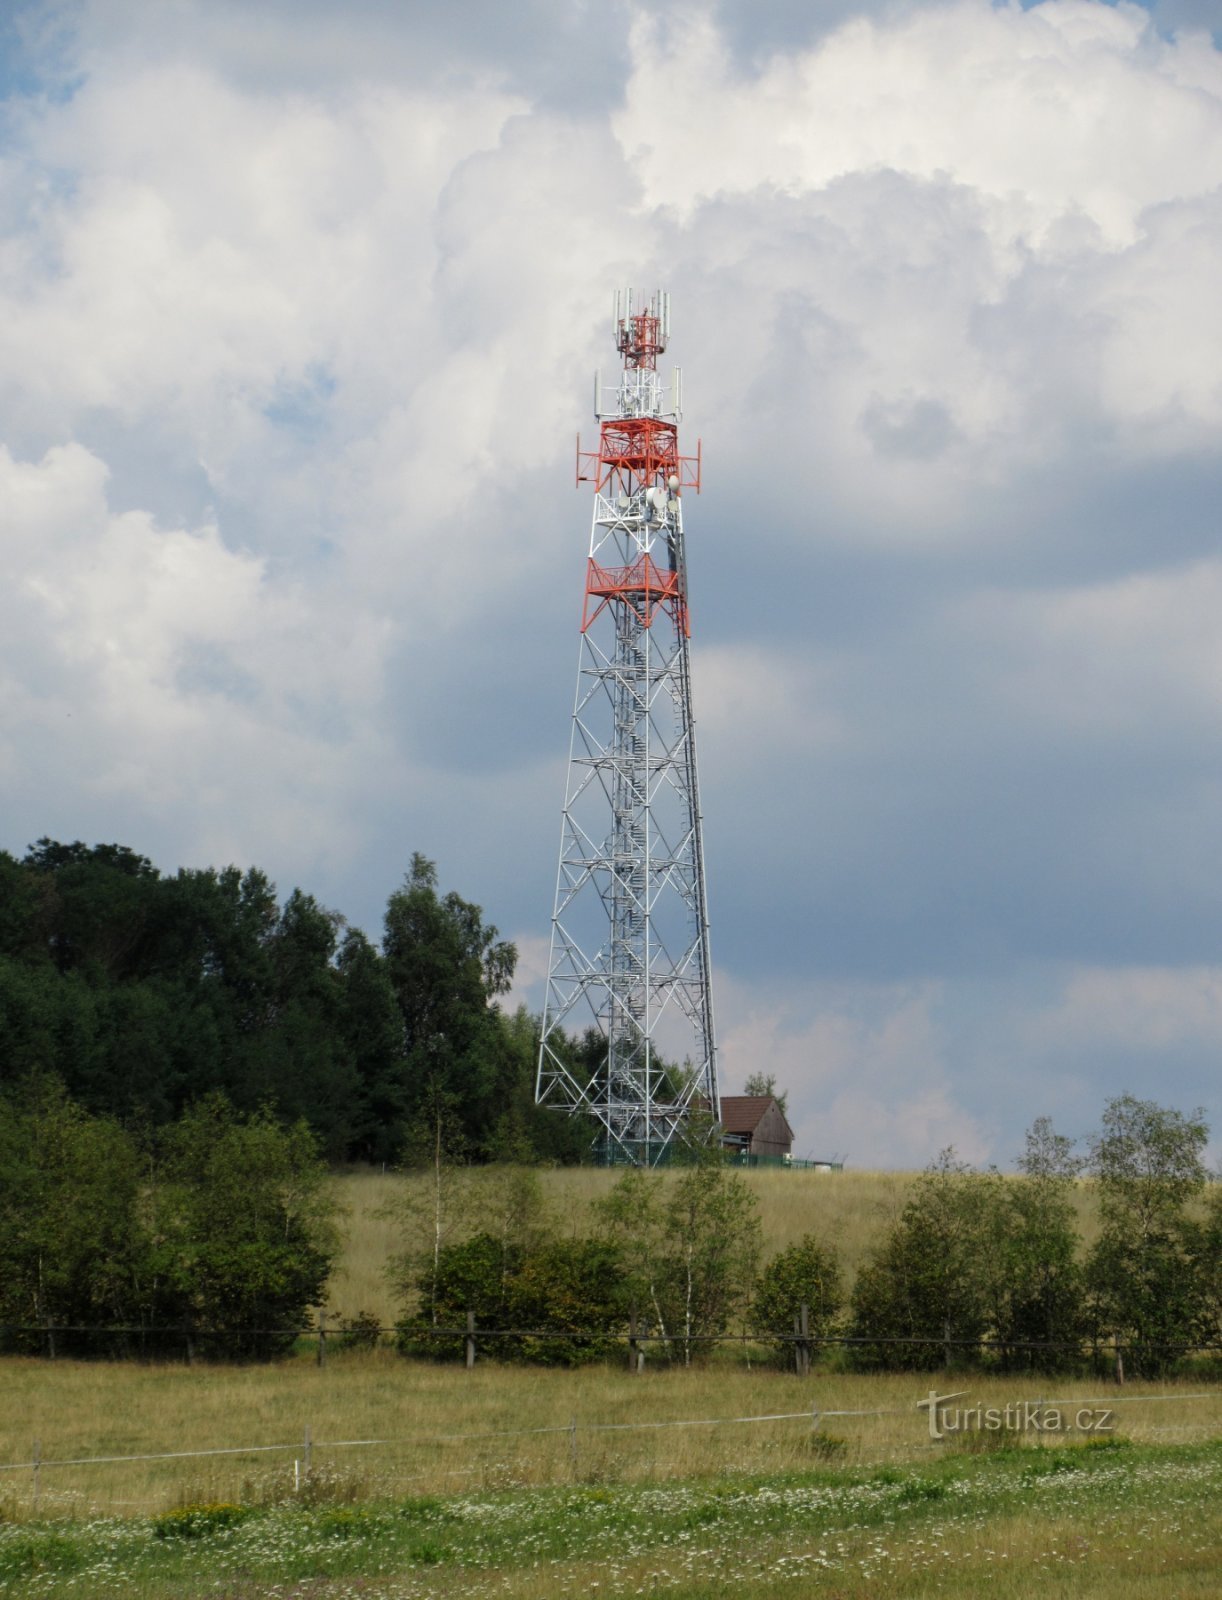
[1,0,1221,1169]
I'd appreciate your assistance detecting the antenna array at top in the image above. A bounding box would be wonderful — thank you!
[614,287,670,370]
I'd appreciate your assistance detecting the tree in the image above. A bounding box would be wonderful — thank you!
[849,1150,993,1371]
[662,1165,762,1364]
[390,1161,554,1361]
[148,1097,340,1359]
[753,1235,842,1367]
[507,1237,630,1366]
[1085,1095,1210,1375]
[22,838,159,980]
[382,855,516,1150]
[0,1079,146,1355]
[337,927,409,1163]
[594,1165,671,1340]
[1196,1185,1222,1360]
[743,1070,788,1119]
[978,1119,1085,1373]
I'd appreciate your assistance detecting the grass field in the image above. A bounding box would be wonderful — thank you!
[0,1412,1217,1597]
[326,1164,1106,1327]
[6,1169,1213,1596]
[4,1346,1217,1515]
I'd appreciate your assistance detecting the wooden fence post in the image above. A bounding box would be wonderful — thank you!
[465,1310,476,1370]
[317,1311,327,1369]
[799,1302,811,1378]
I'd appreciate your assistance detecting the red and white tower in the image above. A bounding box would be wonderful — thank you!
[536,290,718,1164]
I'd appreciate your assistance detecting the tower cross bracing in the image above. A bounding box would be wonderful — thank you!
[536,289,718,1165]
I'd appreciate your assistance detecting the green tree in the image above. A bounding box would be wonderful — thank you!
[382,855,516,1151]
[594,1165,671,1340]
[384,1081,475,1328]
[753,1235,842,1366]
[337,927,408,1163]
[507,1237,630,1366]
[980,1119,1085,1373]
[743,1070,788,1119]
[0,1080,146,1355]
[1085,1095,1210,1375]
[399,1231,520,1359]
[387,1154,550,1348]
[148,1097,340,1360]
[1196,1185,1222,1361]
[22,838,160,980]
[663,1165,761,1364]
[849,1150,993,1371]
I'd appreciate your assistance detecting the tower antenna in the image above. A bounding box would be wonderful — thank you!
[536,291,717,1165]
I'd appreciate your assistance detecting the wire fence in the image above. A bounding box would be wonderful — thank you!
[3,1316,1221,1374]
[3,1388,1218,1517]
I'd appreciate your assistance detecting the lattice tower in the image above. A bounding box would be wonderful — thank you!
[536,289,718,1165]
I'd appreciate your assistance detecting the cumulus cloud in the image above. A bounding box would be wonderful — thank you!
[1,0,1220,1165]
[717,973,997,1167]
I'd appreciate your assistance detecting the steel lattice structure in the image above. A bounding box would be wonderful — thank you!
[536,289,718,1165]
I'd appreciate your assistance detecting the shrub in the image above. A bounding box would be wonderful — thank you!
[396,1231,520,1359]
[849,1152,992,1371]
[753,1235,842,1367]
[337,1310,383,1351]
[507,1237,630,1365]
[153,1503,250,1540]
[0,1080,146,1357]
[148,1097,340,1360]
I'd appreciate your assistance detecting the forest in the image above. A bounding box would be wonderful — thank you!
[0,838,589,1165]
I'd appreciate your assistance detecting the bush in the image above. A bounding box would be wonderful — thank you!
[1085,1096,1211,1376]
[753,1235,842,1367]
[153,1503,250,1540]
[849,1152,993,1371]
[147,1097,341,1360]
[396,1231,520,1359]
[397,1233,630,1365]
[507,1238,630,1365]
[337,1310,384,1351]
[0,1080,146,1357]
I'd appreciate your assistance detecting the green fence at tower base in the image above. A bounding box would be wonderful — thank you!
[590,1136,844,1171]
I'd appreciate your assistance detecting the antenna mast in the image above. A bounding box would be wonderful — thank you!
[536,290,718,1165]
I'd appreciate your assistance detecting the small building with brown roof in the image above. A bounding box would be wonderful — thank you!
[718,1095,794,1160]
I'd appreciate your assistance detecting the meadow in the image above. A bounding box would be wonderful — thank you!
[0,1355,1217,1599]
[326,1163,1106,1327]
[4,1165,1214,1596]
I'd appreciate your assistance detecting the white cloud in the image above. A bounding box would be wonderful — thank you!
[0,440,395,875]
[716,974,996,1168]
[1031,962,1222,1052]
[618,1,1222,250]
[974,557,1222,738]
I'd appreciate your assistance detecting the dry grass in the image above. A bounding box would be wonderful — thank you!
[326,1165,1103,1328]
[3,1347,1216,1519]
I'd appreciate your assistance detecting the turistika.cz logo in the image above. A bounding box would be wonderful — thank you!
[916,1390,1115,1440]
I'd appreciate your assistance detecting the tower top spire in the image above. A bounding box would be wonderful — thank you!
[614,288,670,371]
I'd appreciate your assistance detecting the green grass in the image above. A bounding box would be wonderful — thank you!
[0,1437,1217,1597]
